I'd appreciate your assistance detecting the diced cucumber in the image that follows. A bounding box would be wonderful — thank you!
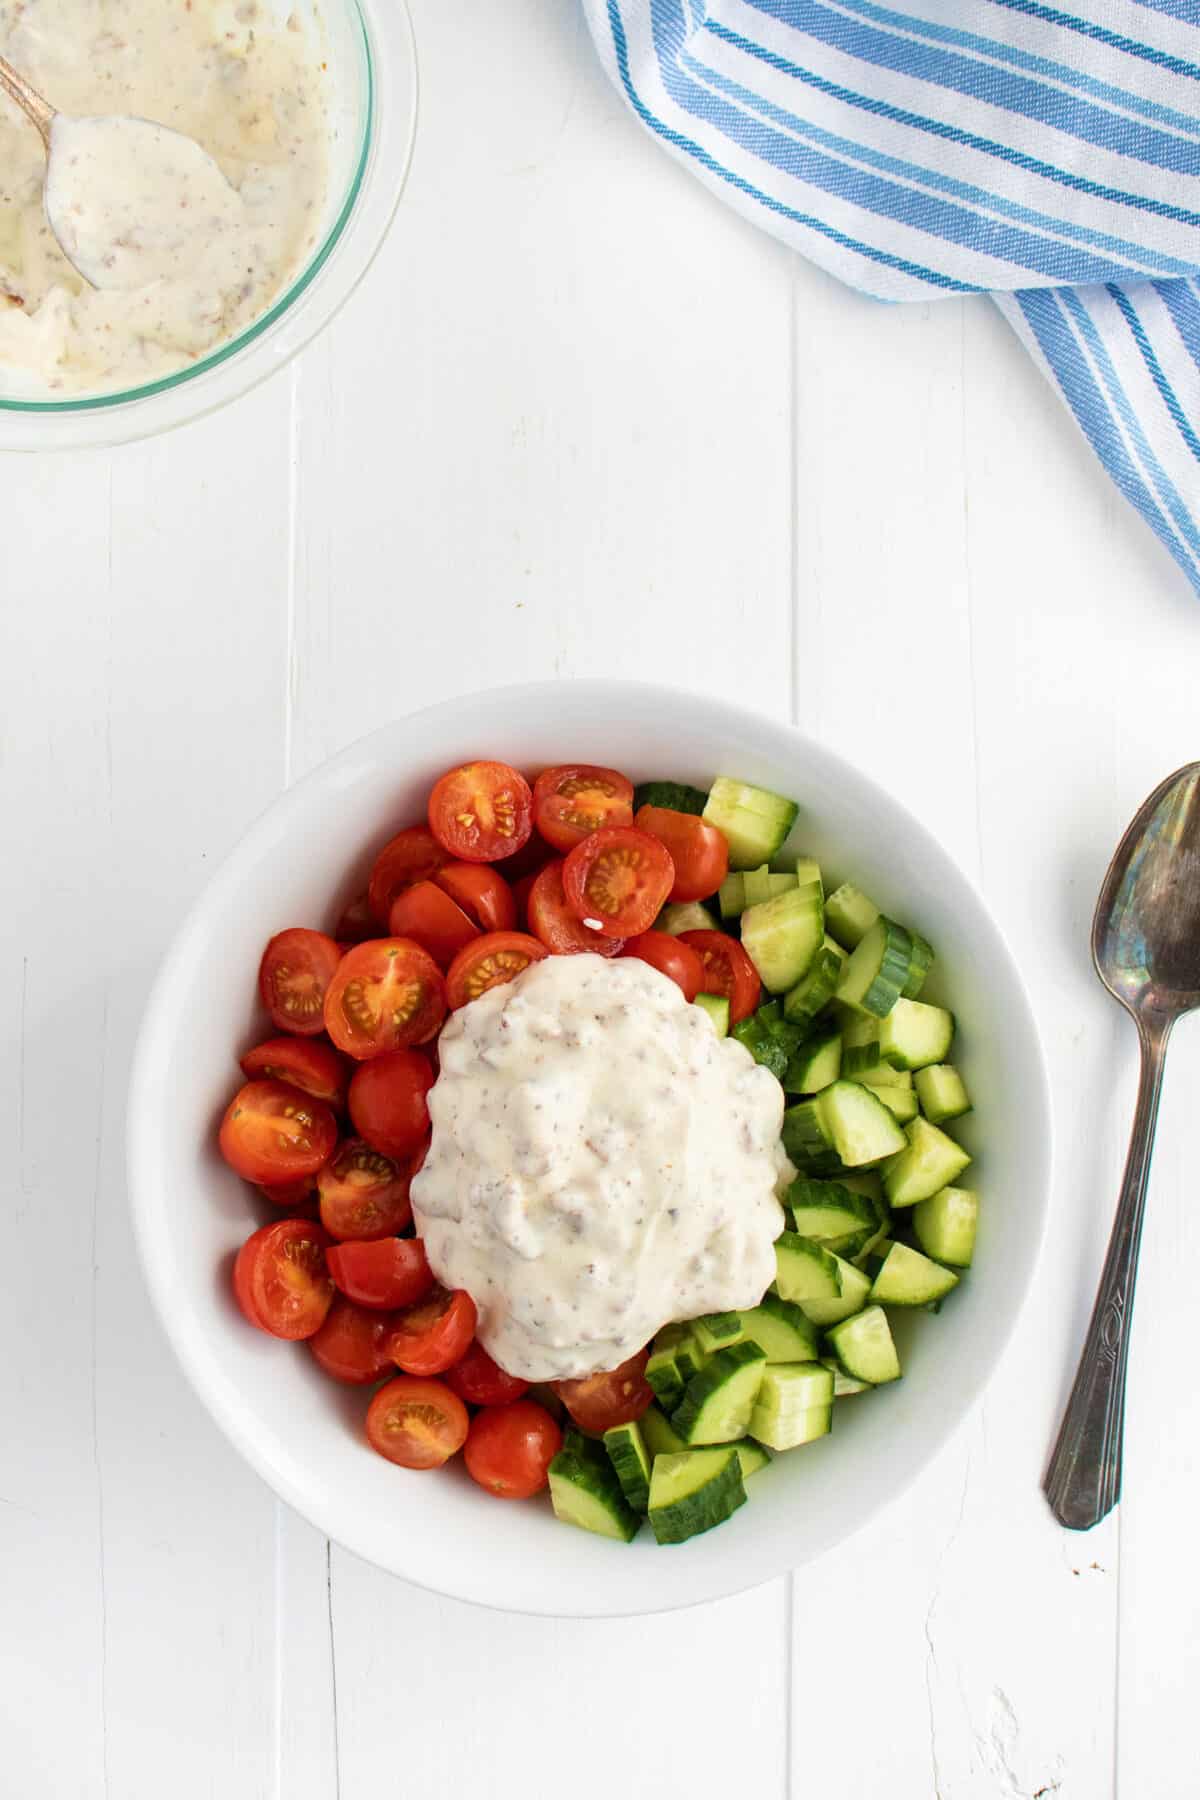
[882,1117,972,1207]
[748,1362,834,1451]
[730,1439,772,1480]
[878,998,955,1070]
[820,1355,871,1398]
[840,1169,884,1202]
[648,1448,746,1545]
[692,1311,747,1356]
[782,937,845,1029]
[674,1333,707,1384]
[784,1030,842,1095]
[838,1008,879,1049]
[869,1241,960,1307]
[798,1254,871,1327]
[549,1440,640,1542]
[901,930,935,999]
[859,1064,913,1092]
[787,1177,878,1241]
[841,1040,883,1078]
[836,917,914,1017]
[645,1340,686,1413]
[718,872,747,919]
[781,1097,837,1170]
[641,1405,687,1458]
[744,865,800,908]
[773,1232,841,1305]
[603,1420,652,1512]
[873,1084,920,1124]
[741,884,824,994]
[824,883,880,950]
[693,993,730,1037]
[733,1004,801,1079]
[826,1304,901,1384]
[658,900,718,936]
[817,1080,907,1167]
[672,1341,767,1445]
[913,1186,978,1267]
[914,1063,972,1125]
[738,1292,820,1363]
[702,778,799,871]
[633,780,709,816]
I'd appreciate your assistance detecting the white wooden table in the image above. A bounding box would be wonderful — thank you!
[4,5,1199,1794]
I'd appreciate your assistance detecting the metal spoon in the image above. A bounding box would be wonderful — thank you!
[1045,762,1200,1530]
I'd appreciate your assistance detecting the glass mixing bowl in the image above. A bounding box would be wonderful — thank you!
[0,0,417,451]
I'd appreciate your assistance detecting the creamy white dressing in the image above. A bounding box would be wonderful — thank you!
[411,955,788,1383]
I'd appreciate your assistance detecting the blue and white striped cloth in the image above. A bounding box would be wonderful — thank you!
[583,0,1200,594]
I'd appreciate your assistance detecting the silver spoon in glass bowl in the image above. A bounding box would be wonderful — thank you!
[0,52,242,290]
[1045,762,1200,1530]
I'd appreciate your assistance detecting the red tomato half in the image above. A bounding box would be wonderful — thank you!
[366,1376,469,1470]
[678,929,762,1024]
[388,880,479,968]
[307,1297,396,1384]
[388,1286,477,1376]
[317,1139,414,1240]
[239,1036,350,1108]
[428,762,533,862]
[367,826,448,926]
[218,1080,338,1185]
[634,804,729,904]
[258,929,343,1037]
[326,1236,435,1311]
[433,862,517,932]
[323,938,446,1058]
[347,1049,434,1160]
[445,931,548,1009]
[620,929,704,1001]
[562,827,675,937]
[532,765,635,854]
[527,860,625,957]
[444,1342,530,1406]
[233,1218,334,1340]
[552,1348,654,1433]
[464,1400,562,1499]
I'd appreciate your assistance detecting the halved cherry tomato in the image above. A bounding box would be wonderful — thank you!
[307,1296,397,1384]
[367,826,448,926]
[388,881,479,968]
[552,1348,654,1433]
[445,930,549,1009]
[533,764,634,854]
[218,1080,338,1185]
[258,929,343,1037]
[323,938,446,1058]
[239,1036,350,1107]
[326,1236,435,1311]
[334,892,376,945]
[233,1217,334,1340]
[317,1139,414,1240]
[347,1048,434,1160]
[366,1376,469,1470]
[463,1400,562,1499]
[428,762,533,862]
[258,1172,320,1210]
[388,1286,477,1376]
[443,1342,530,1407]
[527,860,625,957]
[433,863,517,933]
[562,827,675,937]
[678,929,762,1024]
[634,804,729,904]
[620,929,704,1001]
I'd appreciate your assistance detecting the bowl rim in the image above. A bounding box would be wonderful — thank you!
[127,677,1053,1616]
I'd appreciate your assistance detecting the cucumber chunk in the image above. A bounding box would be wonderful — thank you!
[873,1084,919,1124]
[748,1362,834,1451]
[787,1177,878,1241]
[641,1405,687,1458]
[842,1040,883,1077]
[702,777,799,870]
[718,872,747,919]
[820,1355,872,1398]
[818,1080,907,1167]
[914,1063,972,1125]
[824,883,880,950]
[692,1311,747,1356]
[901,930,935,999]
[882,1117,972,1207]
[730,1439,772,1480]
[658,900,718,936]
[648,1448,747,1545]
[693,993,730,1037]
[913,1186,978,1267]
[798,1254,871,1327]
[781,1097,838,1170]
[674,1333,707,1384]
[672,1340,767,1445]
[785,1029,842,1095]
[782,937,845,1028]
[603,1420,652,1512]
[738,1291,820,1363]
[645,1340,686,1413]
[633,780,708,816]
[744,865,801,908]
[773,1232,842,1305]
[836,916,914,1017]
[826,1304,901,1384]
[859,1064,913,1092]
[549,1440,640,1542]
[741,883,825,994]
[878,998,955,1071]
[733,1003,802,1078]
[869,1241,960,1307]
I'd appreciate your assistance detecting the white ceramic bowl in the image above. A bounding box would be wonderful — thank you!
[128,679,1051,1617]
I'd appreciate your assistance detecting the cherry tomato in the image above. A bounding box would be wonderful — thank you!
[258,1172,320,1210]
[527,860,625,957]
[433,862,517,932]
[366,1376,469,1470]
[562,827,675,937]
[367,826,448,926]
[239,1036,350,1108]
[258,929,343,1037]
[334,892,376,945]
[464,1400,563,1499]
[218,1080,338,1185]
[620,929,704,1001]
[347,1048,434,1160]
[388,881,479,968]
[323,938,446,1058]
[445,931,549,1009]
[552,1348,654,1432]
[317,1139,414,1240]
[678,929,762,1024]
[307,1297,396,1384]
[326,1236,435,1311]
[444,1342,531,1406]
[634,804,729,904]
[428,762,533,862]
[388,1286,477,1376]
[532,764,635,854]
[233,1217,334,1340]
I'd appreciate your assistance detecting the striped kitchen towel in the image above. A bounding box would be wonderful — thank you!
[583,0,1200,595]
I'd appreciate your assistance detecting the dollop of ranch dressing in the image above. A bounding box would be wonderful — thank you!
[411,955,788,1383]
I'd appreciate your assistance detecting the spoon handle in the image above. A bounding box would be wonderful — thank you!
[1044,1021,1170,1530]
[0,54,55,151]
